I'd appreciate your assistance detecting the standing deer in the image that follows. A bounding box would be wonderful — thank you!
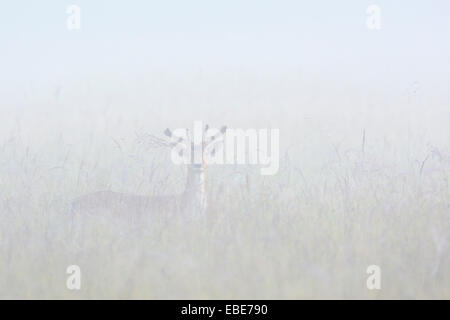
[71,124,227,220]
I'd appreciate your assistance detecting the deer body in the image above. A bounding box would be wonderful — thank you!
[71,165,207,218]
[71,124,225,219]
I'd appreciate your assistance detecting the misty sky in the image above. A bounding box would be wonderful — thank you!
[1,1,450,109]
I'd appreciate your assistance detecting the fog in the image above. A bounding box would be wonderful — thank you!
[0,1,449,298]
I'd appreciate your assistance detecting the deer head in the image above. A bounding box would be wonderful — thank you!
[163,122,227,170]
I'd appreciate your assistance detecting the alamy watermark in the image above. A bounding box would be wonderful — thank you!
[166,121,279,176]
[67,5,81,31]
[66,265,81,290]
[366,265,381,290]
[366,5,381,30]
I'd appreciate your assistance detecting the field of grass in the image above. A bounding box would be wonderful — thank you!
[0,100,448,300]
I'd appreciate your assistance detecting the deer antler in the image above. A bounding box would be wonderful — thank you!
[204,125,227,144]
[136,127,187,150]
[135,132,173,149]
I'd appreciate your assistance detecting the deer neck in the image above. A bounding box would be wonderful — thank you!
[183,165,207,216]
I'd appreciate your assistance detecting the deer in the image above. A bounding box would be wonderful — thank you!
[70,124,227,222]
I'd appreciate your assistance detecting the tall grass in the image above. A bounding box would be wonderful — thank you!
[0,106,449,299]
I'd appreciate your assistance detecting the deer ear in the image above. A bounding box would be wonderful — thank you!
[164,128,172,137]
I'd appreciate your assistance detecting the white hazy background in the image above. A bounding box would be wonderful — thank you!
[0,0,449,298]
